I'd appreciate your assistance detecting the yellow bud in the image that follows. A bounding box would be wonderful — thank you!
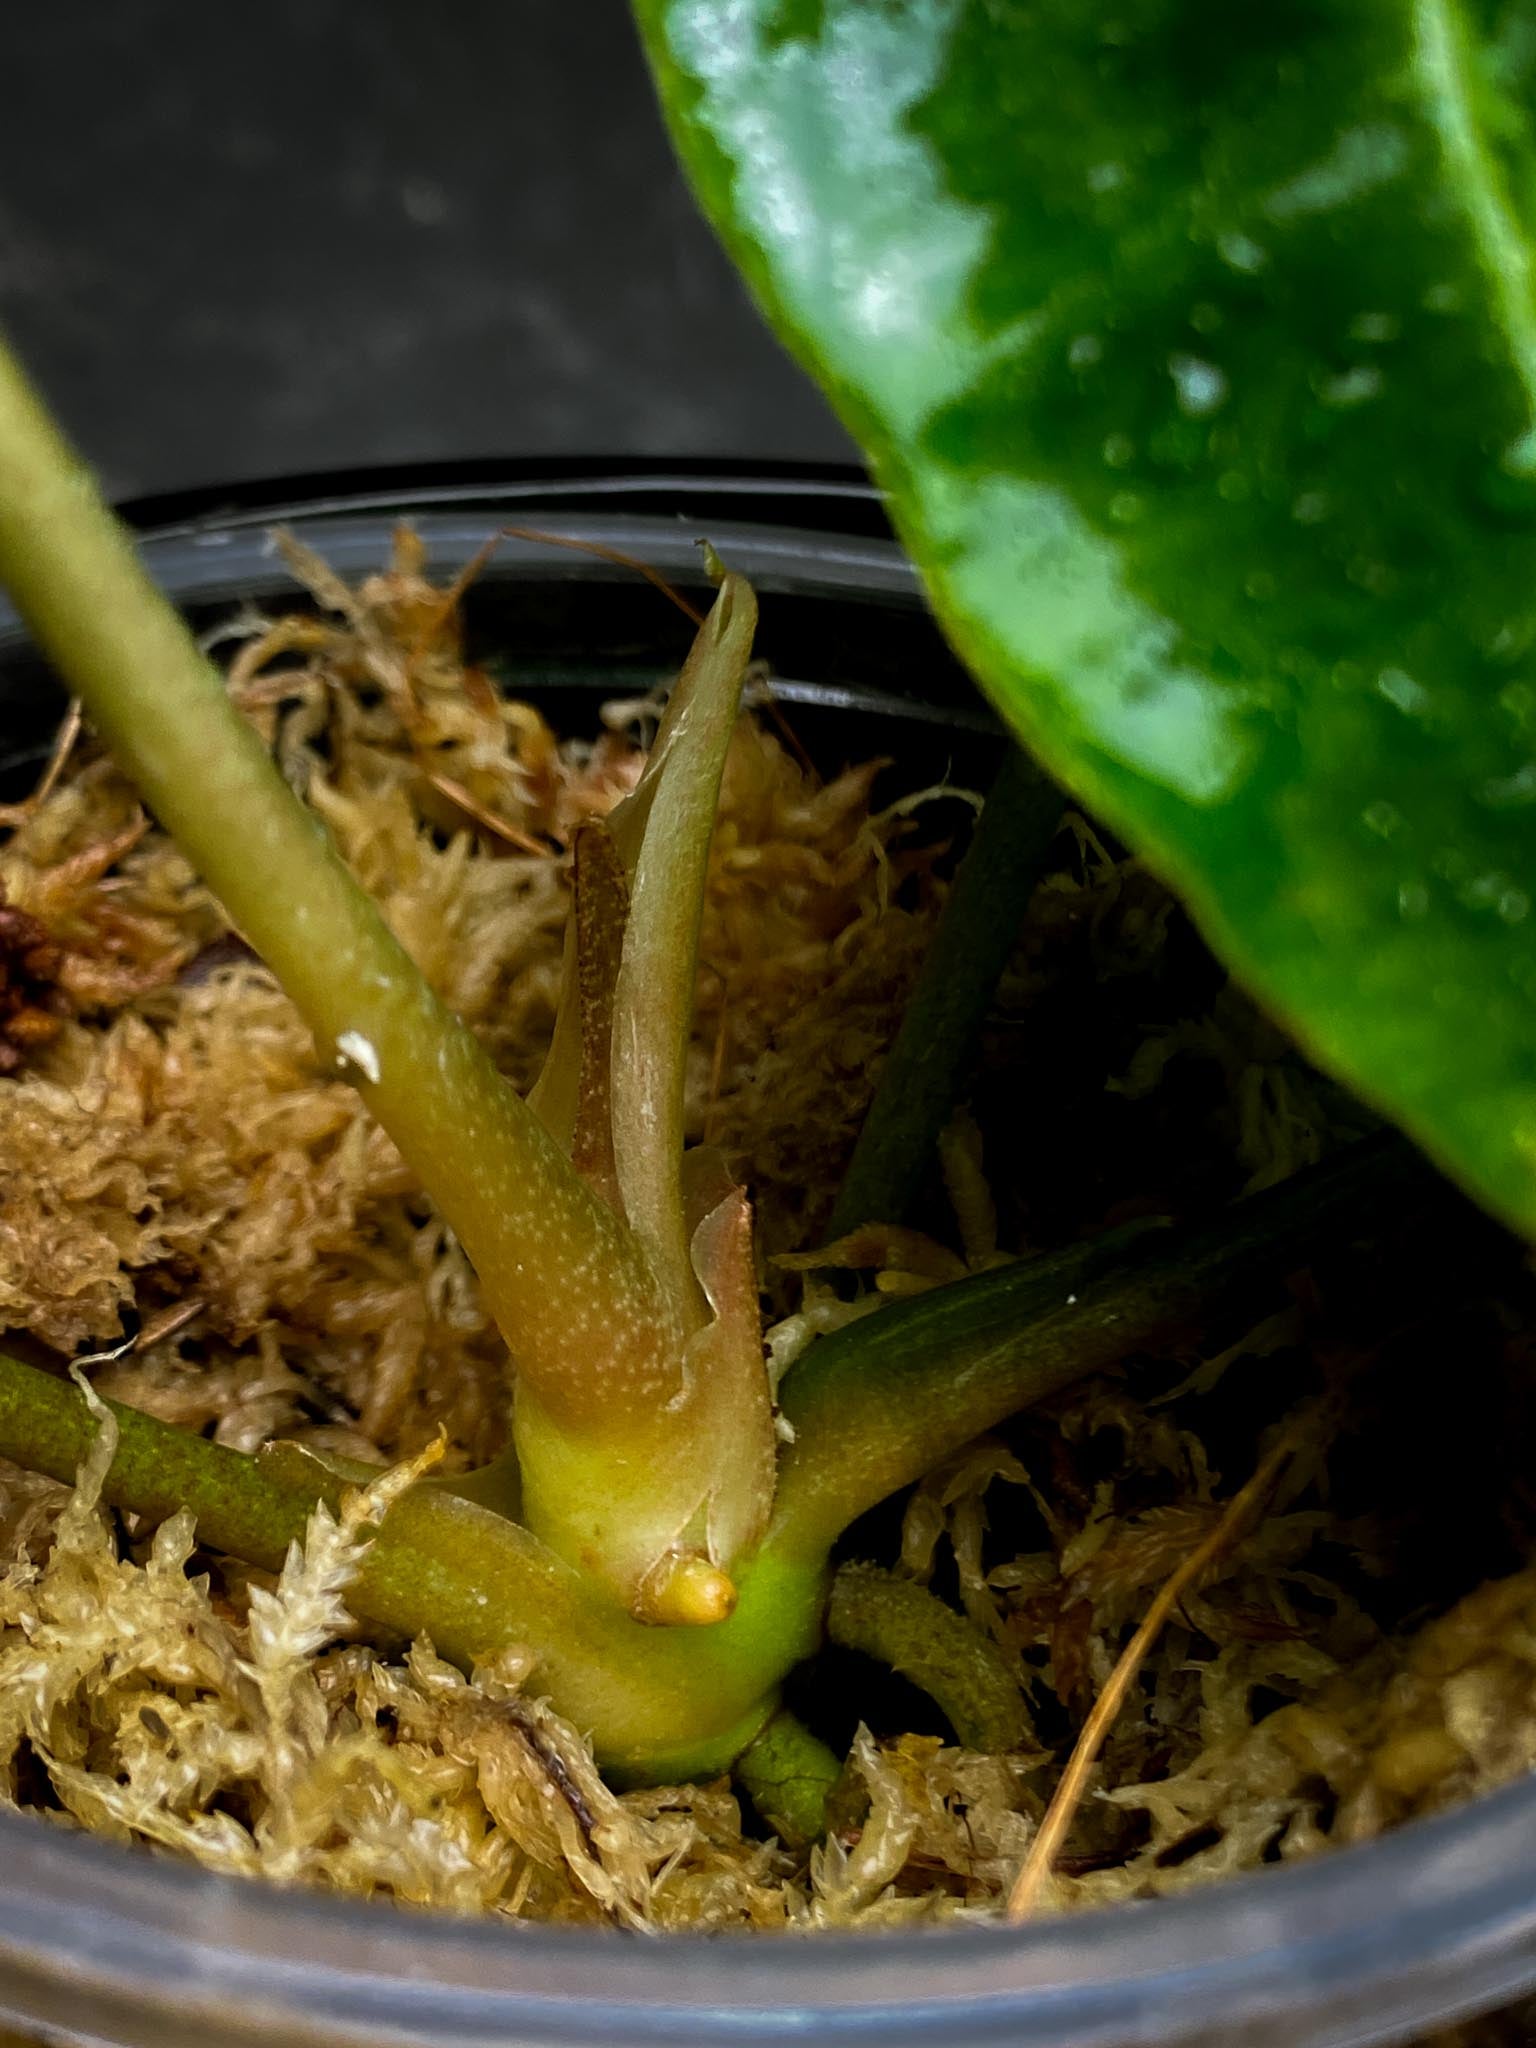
[635,1550,738,1627]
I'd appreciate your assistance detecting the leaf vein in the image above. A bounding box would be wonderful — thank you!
[1412,0,1536,448]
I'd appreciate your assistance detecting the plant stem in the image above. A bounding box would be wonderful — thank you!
[0,341,662,1380]
[515,576,778,1613]
[0,1357,318,1567]
[733,1710,844,1849]
[0,1347,822,1782]
[771,1135,1436,1563]
[826,1563,1029,1752]
[735,1571,1033,1848]
[828,746,1060,1238]
[0,336,691,1566]
[0,1136,1436,1796]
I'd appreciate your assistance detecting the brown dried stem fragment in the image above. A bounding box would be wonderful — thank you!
[1007,1430,1299,1920]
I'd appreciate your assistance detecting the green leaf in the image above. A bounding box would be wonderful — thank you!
[636,0,1536,1234]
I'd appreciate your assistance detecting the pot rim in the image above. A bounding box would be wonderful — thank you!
[110,454,893,542]
[0,463,1528,2048]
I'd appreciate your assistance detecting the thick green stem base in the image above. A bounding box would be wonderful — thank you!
[0,1353,819,1782]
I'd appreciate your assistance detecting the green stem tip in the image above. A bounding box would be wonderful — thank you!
[827,1562,1030,1754]
[733,1709,844,1851]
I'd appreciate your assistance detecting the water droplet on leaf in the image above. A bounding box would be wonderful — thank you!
[1169,354,1228,416]
[1320,365,1383,407]
[1217,230,1268,273]
[1377,668,1429,717]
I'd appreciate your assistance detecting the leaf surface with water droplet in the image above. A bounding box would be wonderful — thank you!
[637,0,1536,1231]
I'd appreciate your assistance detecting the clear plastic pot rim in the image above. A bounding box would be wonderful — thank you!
[4,1771,1536,2047]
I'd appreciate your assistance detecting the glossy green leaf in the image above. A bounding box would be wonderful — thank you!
[636,0,1536,1234]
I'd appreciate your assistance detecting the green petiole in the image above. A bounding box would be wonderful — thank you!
[828,746,1062,1239]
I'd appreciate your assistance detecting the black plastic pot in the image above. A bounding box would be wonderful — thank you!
[0,466,1531,2048]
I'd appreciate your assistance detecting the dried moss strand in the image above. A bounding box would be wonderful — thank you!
[0,335,674,1429]
[1006,1433,1297,1920]
[828,747,1060,1238]
[772,1136,1432,1562]
[733,1709,843,1849]
[827,1562,1029,1753]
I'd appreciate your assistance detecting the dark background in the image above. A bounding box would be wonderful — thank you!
[0,0,851,500]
